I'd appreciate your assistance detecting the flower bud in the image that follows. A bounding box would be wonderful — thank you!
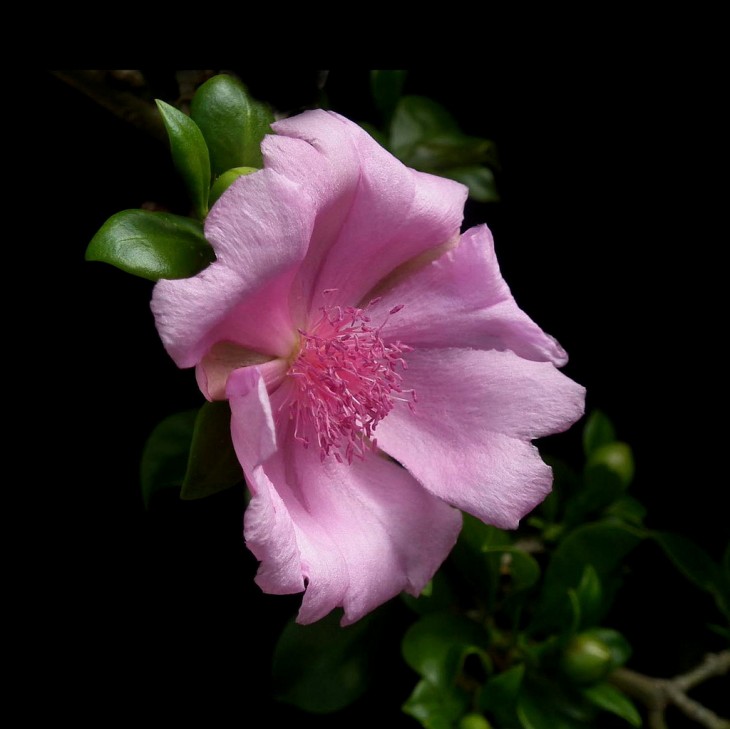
[459,714,493,729]
[560,633,613,684]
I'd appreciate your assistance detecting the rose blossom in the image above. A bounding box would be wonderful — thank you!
[152,110,585,625]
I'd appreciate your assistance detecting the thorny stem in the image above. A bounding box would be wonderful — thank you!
[609,651,730,729]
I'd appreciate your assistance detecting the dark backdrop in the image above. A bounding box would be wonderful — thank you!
[32,68,725,724]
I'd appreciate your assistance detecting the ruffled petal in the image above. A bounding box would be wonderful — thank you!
[375,348,586,529]
[263,111,468,318]
[227,367,462,626]
[151,168,315,367]
[368,224,568,365]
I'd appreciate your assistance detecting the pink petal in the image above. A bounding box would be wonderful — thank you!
[226,366,305,595]
[151,168,314,368]
[226,367,462,626]
[368,224,569,365]
[263,111,469,317]
[375,348,586,529]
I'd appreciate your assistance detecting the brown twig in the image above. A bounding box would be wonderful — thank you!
[610,651,730,729]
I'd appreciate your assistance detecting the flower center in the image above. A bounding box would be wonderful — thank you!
[286,298,415,464]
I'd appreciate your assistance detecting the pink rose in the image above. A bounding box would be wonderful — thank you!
[152,110,585,624]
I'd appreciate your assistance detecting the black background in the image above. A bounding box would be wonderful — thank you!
[30,68,726,725]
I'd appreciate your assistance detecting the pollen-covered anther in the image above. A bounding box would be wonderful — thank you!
[287,300,415,463]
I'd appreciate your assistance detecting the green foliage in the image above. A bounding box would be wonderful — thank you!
[272,609,383,713]
[651,530,730,620]
[140,409,198,508]
[402,612,490,687]
[86,209,214,281]
[208,166,257,206]
[155,99,211,219]
[582,410,616,457]
[403,678,470,729]
[190,74,274,176]
[365,90,500,203]
[180,401,242,500]
[581,682,642,727]
[140,403,241,508]
[371,70,407,123]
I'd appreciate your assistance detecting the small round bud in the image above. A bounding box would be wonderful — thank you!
[459,713,493,729]
[561,633,613,684]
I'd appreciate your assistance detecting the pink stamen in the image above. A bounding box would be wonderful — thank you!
[287,300,415,464]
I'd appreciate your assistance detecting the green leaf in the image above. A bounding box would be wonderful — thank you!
[390,96,496,172]
[443,166,500,202]
[603,496,647,527]
[652,531,723,593]
[371,70,407,122]
[208,166,258,206]
[403,679,470,729]
[140,410,198,508]
[155,99,211,219]
[482,546,541,592]
[479,664,525,720]
[532,522,642,633]
[582,682,642,727]
[401,571,457,616]
[402,612,489,687]
[451,513,510,605]
[272,609,381,713]
[191,74,274,176]
[574,566,602,629]
[516,687,584,729]
[582,410,616,457]
[86,209,214,281]
[180,401,242,500]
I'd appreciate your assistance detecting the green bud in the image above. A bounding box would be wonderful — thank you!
[459,713,493,729]
[209,167,258,206]
[561,633,613,685]
[587,442,635,488]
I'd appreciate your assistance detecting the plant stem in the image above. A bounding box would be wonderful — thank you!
[610,651,730,729]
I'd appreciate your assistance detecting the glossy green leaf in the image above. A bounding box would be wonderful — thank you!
[86,209,214,281]
[565,443,635,526]
[652,530,722,593]
[371,70,407,122]
[180,401,242,500]
[208,166,257,206]
[582,410,616,457]
[191,74,274,176]
[403,679,470,729]
[479,664,525,717]
[582,682,642,726]
[402,612,489,687]
[574,566,602,628]
[272,609,381,713]
[444,166,499,203]
[532,522,642,633]
[155,99,211,219]
[390,95,497,172]
[451,514,510,606]
[516,687,585,729]
[140,410,198,508]
[603,496,647,527]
